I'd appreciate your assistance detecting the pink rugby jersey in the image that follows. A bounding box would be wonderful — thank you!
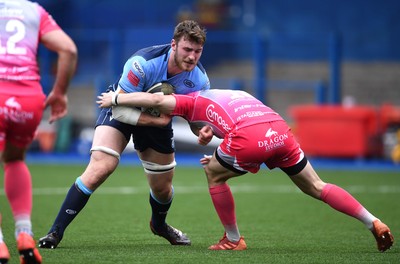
[172,89,284,138]
[0,0,60,94]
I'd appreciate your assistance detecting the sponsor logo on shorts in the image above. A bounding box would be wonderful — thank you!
[5,97,21,109]
[0,97,34,123]
[265,128,278,138]
[171,137,175,149]
[258,128,288,151]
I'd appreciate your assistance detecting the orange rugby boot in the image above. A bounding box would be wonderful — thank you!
[208,233,247,250]
[371,220,394,252]
[0,241,10,264]
[17,233,42,264]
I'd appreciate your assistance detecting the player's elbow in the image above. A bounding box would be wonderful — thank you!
[62,40,78,60]
[43,30,78,59]
[68,43,78,57]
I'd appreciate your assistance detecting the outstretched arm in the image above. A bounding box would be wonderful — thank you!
[96,91,176,114]
[96,91,175,127]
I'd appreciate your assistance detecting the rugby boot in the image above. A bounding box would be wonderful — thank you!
[150,221,191,245]
[38,231,61,249]
[371,220,394,252]
[0,241,10,264]
[208,233,247,250]
[17,233,42,264]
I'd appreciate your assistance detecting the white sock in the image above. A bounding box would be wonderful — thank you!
[15,217,33,238]
[357,208,378,230]
[225,224,240,242]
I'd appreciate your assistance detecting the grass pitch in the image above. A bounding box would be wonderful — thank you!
[0,163,399,263]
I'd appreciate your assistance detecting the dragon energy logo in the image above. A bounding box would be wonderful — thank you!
[0,97,34,123]
[258,128,288,151]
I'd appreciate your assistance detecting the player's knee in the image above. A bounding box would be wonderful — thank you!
[140,159,176,174]
[203,165,218,180]
[203,164,212,175]
[90,146,120,160]
[1,146,25,163]
[82,161,114,185]
[299,181,325,199]
[205,173,221,186]
[90,146,120,175]
[312,181,327,198]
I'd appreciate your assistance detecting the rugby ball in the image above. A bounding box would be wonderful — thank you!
[147,82,175,95]
[143,82,175,116]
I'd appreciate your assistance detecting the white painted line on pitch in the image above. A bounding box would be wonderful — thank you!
[1,185,400,196]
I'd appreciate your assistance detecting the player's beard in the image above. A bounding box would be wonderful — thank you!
[174,50,196,72]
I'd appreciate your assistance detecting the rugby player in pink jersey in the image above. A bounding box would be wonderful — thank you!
[96,89,394,252]
[0,0,77,263]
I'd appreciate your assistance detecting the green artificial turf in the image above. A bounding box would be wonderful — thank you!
[0,164,399,263]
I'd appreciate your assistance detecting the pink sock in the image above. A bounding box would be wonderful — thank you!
[209,183,236,226]
[321,184,377,228]
[321,183,364,219]
[4,161,32,218]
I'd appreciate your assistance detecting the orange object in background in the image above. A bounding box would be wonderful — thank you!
[380,104,400,162]
[289,105,380,158]
[33,121,57,153]
[36,131,56,153]
[392,130,400,163]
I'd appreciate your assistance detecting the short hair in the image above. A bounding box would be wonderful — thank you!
[173,20,206,45]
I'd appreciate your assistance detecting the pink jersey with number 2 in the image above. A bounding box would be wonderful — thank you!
[0,0,60,95]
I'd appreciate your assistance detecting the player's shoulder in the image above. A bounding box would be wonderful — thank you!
[132,44,171,61]
[189,62,210,88]
[196,61,207,74]
[126,44,170,74]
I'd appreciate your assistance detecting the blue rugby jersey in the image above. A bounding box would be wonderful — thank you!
[117,44,210,94]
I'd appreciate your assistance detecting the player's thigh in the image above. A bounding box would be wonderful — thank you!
[138,147,175,164]
[133,125,174,155]
[81,126,129,187]
[91,125,128,153]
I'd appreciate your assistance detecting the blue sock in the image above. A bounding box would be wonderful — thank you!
[149,190,173,231]
[49,178,92,238]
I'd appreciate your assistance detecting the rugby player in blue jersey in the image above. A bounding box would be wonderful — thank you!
[39,20,210,249]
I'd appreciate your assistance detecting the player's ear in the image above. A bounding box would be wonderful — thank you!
[171,39,176,50]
